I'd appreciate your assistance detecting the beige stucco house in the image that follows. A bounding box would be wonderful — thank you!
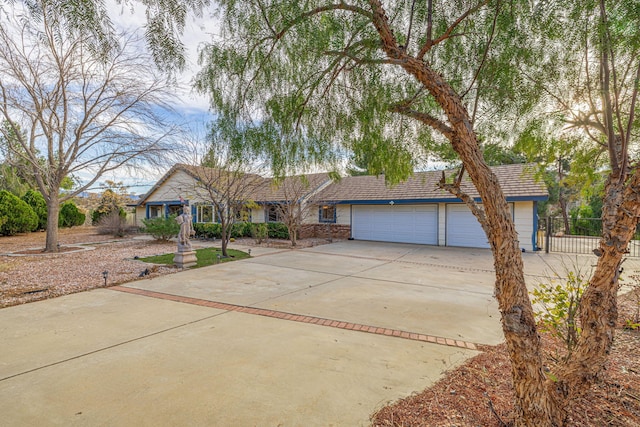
[135,163,548,251]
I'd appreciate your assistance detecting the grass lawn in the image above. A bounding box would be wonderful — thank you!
[140,247,250,268]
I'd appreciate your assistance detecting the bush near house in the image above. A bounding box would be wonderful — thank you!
[193,222,290,240]
[58,201,86,228]
[21,189,47,230]
[97,209,128,237]
[0,190,38,235]
[267,222,289,239]
[231,222,253,238]
[251,223,268,243]
[142,215,180,241]
[193,222,222,239]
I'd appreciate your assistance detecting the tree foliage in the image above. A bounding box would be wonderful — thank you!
[7,0,209,74]
[21,189,47,230]
[0,190,38,235]
[196,1,542,180]
[92,185,128,225]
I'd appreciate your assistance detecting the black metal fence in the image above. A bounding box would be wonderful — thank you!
[539,216,640,257]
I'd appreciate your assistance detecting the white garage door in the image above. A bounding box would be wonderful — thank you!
[446,204,513,248]
[446,204,488,248]
[352,205,438,245]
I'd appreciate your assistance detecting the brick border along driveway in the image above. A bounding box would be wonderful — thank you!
[115,240,513,350]
[112,285,478,350]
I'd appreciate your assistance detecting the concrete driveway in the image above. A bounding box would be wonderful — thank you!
[0,240,570,426]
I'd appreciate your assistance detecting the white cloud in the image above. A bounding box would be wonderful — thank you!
[108,0,214,114]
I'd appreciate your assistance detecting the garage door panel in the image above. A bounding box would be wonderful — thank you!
[352,205,437,245]
[446,205,487,248]
[446,204,512,248]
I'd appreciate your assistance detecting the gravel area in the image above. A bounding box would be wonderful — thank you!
[0,228,179,308]
[0,227,338,309]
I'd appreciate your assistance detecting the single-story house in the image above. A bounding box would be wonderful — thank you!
[134,163,332,227]
[135,163,548,251]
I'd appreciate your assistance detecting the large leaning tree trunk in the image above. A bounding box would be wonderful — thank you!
[554,170,640,402]
[369,3,555,424]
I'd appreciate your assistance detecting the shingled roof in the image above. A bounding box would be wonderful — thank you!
[254,173,332,203]
[139,163,547,206]
[138,164,331,204]
[313,163,547,203]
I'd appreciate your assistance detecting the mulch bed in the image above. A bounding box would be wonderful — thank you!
[371,289,640,426]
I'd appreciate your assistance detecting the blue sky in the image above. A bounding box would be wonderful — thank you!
[86,2,215,195]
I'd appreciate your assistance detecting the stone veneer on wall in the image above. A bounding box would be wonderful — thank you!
[299,224,351,240]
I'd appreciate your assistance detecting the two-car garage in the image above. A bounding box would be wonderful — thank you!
[313,164,545,252]
[351,204,492,249]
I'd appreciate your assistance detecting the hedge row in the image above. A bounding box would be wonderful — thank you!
[193,221,289,240]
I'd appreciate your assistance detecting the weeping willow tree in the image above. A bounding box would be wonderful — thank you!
[193,1,640,425]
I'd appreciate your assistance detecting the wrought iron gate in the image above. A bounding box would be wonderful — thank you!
[539,216,640,257]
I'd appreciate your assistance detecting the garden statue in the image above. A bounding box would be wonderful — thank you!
[175,206,194,251]
[174,206,196,268]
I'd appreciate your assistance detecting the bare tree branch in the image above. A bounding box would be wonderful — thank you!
[0,8,178,251]
[418,0,489,58]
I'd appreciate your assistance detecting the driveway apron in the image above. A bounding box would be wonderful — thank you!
[0,241,507,426]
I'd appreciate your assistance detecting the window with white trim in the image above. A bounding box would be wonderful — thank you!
[197,205,214,223]
[267,205,281,222]
[148,205,163,218]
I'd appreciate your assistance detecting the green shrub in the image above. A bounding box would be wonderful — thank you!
[21,189,47,230]
[531,265,588,357]
[0,190,38,235]
[267,222,289,239]
[245,222,255,237]
[251,223,268,244]
[59,201,86,228]
[142,215,180,241]
[194,222,222,239]
[231,222,251,238]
